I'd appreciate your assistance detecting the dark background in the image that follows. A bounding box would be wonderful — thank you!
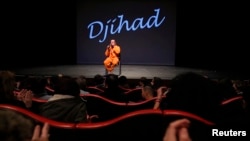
[1,0,249,76]
[77,0,176,65]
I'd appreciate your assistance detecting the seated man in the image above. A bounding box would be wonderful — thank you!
[141,85,155,101]
[104,39,121,74]
[39,76,88,123]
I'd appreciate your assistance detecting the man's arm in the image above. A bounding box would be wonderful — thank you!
[105,46,110,57]
[114,46,121,55]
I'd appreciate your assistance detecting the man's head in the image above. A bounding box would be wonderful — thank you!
[151,77,164,93]
[75,75,88,90]
[104,74,119,89]
[141,85,154,100]
[94,74,104,85]
[0,109,34,141]
[110,39,116,46]
[0,71,16,101]
[53,75,80,97]
[139,77,149,87]
[163,72,222,122]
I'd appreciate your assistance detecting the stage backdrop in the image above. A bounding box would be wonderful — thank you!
[77,0,176,65]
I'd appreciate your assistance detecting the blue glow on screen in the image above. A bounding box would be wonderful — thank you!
[87,8,166,43]
[77,1,176,65]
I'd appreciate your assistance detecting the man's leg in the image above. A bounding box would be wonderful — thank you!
[109,57,119,72]
[104,58,113,72]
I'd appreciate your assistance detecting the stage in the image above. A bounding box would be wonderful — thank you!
[9,65,229,80]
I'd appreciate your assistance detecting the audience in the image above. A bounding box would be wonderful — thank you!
[19,76,52,100]
[14,75,27,91]
[136,76,150,88]
[241,82,250,119]
[151,76,165,96]
[0,109,50,141]
[153,86,169,109]
[232,79,246,95]
[159,72,250,140]
[32,122,50,141]
[75,75,90,94]
[102,74,126,102]
[163,118,191,141]
[1,69,250,140]
[141,85,155,100]
[217,78,238,99]
[217,77,249,128]
[44,76,57,95]
[39,75,88,123]
[93,74,105,89]
[0,70,33,109]
[160,72,223,122]
[118,75,130,89]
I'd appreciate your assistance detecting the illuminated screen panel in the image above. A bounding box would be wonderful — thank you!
[77,1,176,65]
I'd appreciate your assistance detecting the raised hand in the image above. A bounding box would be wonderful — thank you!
[32,123,50,141]
[163,118,191,141]
[19,89,33,108]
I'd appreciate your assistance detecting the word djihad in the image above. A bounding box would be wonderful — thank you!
[87,8,166,43]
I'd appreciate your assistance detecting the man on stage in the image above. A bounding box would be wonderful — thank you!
[104,39,121,74]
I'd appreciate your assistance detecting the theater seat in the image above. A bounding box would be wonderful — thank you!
[0,104,217,141]
[221,96,243,105]
[0,104,75,128]
[85,86,104,94]
[219,96,247,129]
[80,94,127,122]
[75,109,215,141]
[125,97,157,111]
[162,109,215,141]
[75,109,164,141]
[162,110,215,125]
[0,104,77,141]
[124,88,143,102]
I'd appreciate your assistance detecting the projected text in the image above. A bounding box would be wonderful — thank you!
[87,8,166,43]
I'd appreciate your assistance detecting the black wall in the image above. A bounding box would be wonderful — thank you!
[1,1,76,69]
[175,1,249,74]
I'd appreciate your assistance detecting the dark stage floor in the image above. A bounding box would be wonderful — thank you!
[8,65,231,80]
